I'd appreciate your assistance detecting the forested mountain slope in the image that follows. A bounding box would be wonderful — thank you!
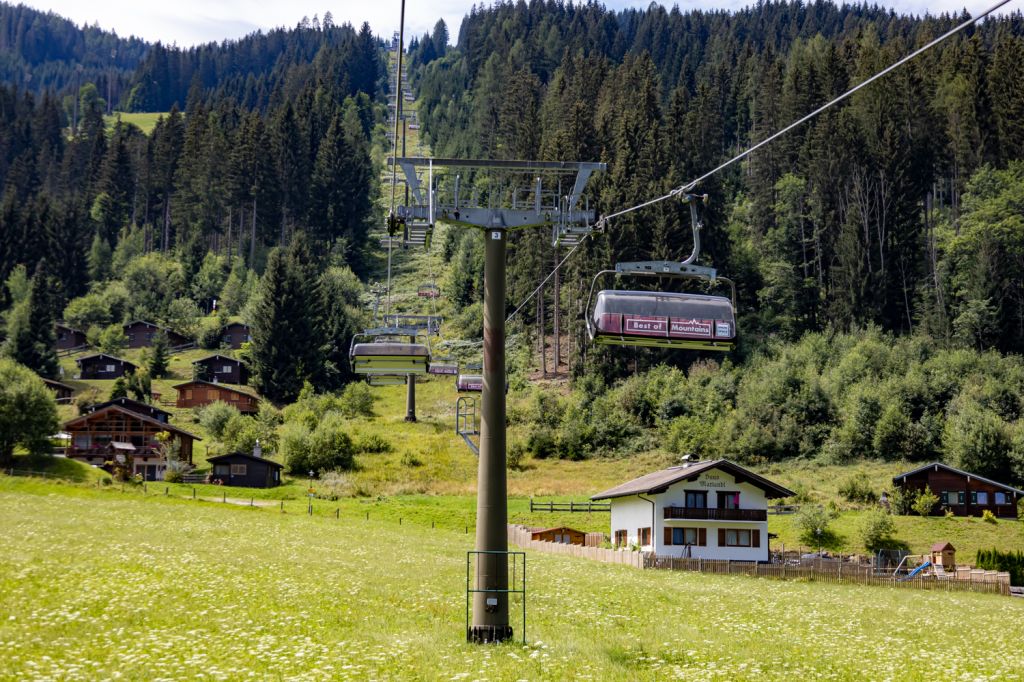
[411,0,1024,361]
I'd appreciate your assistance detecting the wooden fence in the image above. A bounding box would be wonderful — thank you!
[509,525,1011,596]
[529,499,610,513]
[644,555,1011,596]
[507,525,644,568]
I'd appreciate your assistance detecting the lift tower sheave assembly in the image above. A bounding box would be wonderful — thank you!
[388,157,604,643]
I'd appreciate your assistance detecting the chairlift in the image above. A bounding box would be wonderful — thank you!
[456,370,508,393]
[367,374,408,387]
[418,283,441,299]
[585,193,737,352]
[349,327,430,375]
[428,355,459,376]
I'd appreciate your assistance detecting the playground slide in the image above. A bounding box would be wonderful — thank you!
[899,561,932,581]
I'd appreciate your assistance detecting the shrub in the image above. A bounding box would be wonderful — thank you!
[912,486,939,517]
[795,505,835,547]
[199,401,242,441]
[305,414,356,473]
[976,548,1024,586]
[400,451,423,468]
[887,487,913,515]
[98,323,127,354]
[526,427,559,459]
[859,508,898,552]
[507,442,526,471]
[337,382,375,418]
[981,509,998,524]
[355,433,393,454]
[839,475,878,504]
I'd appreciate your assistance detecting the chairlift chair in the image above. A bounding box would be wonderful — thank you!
[585,193,738,352]
[367,374,408,387]
[349,327,430,376]
[428,355,459,376]
[418,283,441,299]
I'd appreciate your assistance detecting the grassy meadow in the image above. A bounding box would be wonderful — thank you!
[103,111,169,135]
[2,477,1023,681]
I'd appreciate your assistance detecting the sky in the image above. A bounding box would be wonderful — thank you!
[21,0,985,47]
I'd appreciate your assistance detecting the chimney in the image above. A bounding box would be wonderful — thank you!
[253,439,262,458]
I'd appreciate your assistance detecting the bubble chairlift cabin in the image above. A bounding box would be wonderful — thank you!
[456,360,483,392]
[349,325,430,378]
[587,194,737,352]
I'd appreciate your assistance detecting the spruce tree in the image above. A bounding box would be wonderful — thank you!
[148,331,169,378]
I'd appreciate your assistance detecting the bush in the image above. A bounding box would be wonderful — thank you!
[337,382,375,418]
[859,508,898,552]
[795,505,835,547]
[838,475,878,504]
[976,548,1024,586]
[912,486,939,516]
[887,487,913,515]
[981,509,998,524]
[527,427,559,459]
[199,401,242,441]
[305,414,356,473]
[97,323,127,354]
[400,451,423,468]
[355,433,393,454]
[507,442,527,471]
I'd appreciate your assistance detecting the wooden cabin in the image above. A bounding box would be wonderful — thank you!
[207,451,283,488]
[221,322,252,349]
[892,462,1023,518]
[531,527,587,545]
[174,380,259,414]
[85,397,171,423]
[76,353,137,380]
[193,354,249,385]
[55,323,88,351]
[930,542,956,570]
[63,405,200,480]
[42,378,74,403]
[122,320,190,349]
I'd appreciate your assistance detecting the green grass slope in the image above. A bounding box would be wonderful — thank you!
[2,479,1022,680]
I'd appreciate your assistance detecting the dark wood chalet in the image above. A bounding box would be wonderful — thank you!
[85,397,171,423]
[207,451,283,488]
[221,322,252,349]
[55,323,88,351]
[42,378,74,403]
[63,405,200,481]
[123,320,190,349]
[193,354,249,385]
[76,353,137,380]
[893,462,1023,518]
[174,380,259,414]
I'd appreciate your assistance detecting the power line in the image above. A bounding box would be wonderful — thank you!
[504,0,1015,324]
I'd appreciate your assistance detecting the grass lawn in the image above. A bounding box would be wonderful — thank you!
[104,112,170,135]
[2,477,1022,681]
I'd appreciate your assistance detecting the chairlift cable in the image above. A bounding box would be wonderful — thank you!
[503,0,1014,325]
[386,0,407,317]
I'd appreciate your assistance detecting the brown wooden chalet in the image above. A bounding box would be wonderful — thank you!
[207,450,283,488]
[85,397,171,423]
[42,377,74,403]
[123,320,190,349]
[63,404,200,481]
[76,353,137,380]
[531,527,587,545]
[55,323,88,351]
[174,380,259,413]
[893,462,1023,518]
[221,322,251,349]
[193,354,249,385]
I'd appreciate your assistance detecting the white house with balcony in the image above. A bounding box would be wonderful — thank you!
[591,459,795,562]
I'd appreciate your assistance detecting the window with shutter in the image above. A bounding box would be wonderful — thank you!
[698,528,707,546]
[664,528,673,545]
[718,529,726,546]
[753,529,761,547]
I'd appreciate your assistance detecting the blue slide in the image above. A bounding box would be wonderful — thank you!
[900,561,931,581]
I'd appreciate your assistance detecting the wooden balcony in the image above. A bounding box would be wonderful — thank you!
[663,507,767,522]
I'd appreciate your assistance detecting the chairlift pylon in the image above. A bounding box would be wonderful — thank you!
[585,193,738,352]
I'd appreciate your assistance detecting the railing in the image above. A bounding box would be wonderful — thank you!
[66,446,162,458]
[529,499,611,513]
[663,507,767,522]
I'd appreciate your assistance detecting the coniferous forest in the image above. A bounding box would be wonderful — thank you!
[1,1,1024,482]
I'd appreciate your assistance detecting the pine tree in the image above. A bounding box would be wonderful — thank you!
[6,266,58,378]
[148,331,169,378]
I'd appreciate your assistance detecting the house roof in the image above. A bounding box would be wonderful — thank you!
[87,397,171,420]
[207,451,283,469]
[591,459,795,501]
[172,379,258,399]
[221,322,250,330]
[531,526,585,535]
[63,404,201,440]
[123,320,186,337]
[931,542,955,552]
[55,322,84,333]
[893,462,1024,496]
[42,377,74,391]
[75,353,136,368]
[193,354,245,366]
